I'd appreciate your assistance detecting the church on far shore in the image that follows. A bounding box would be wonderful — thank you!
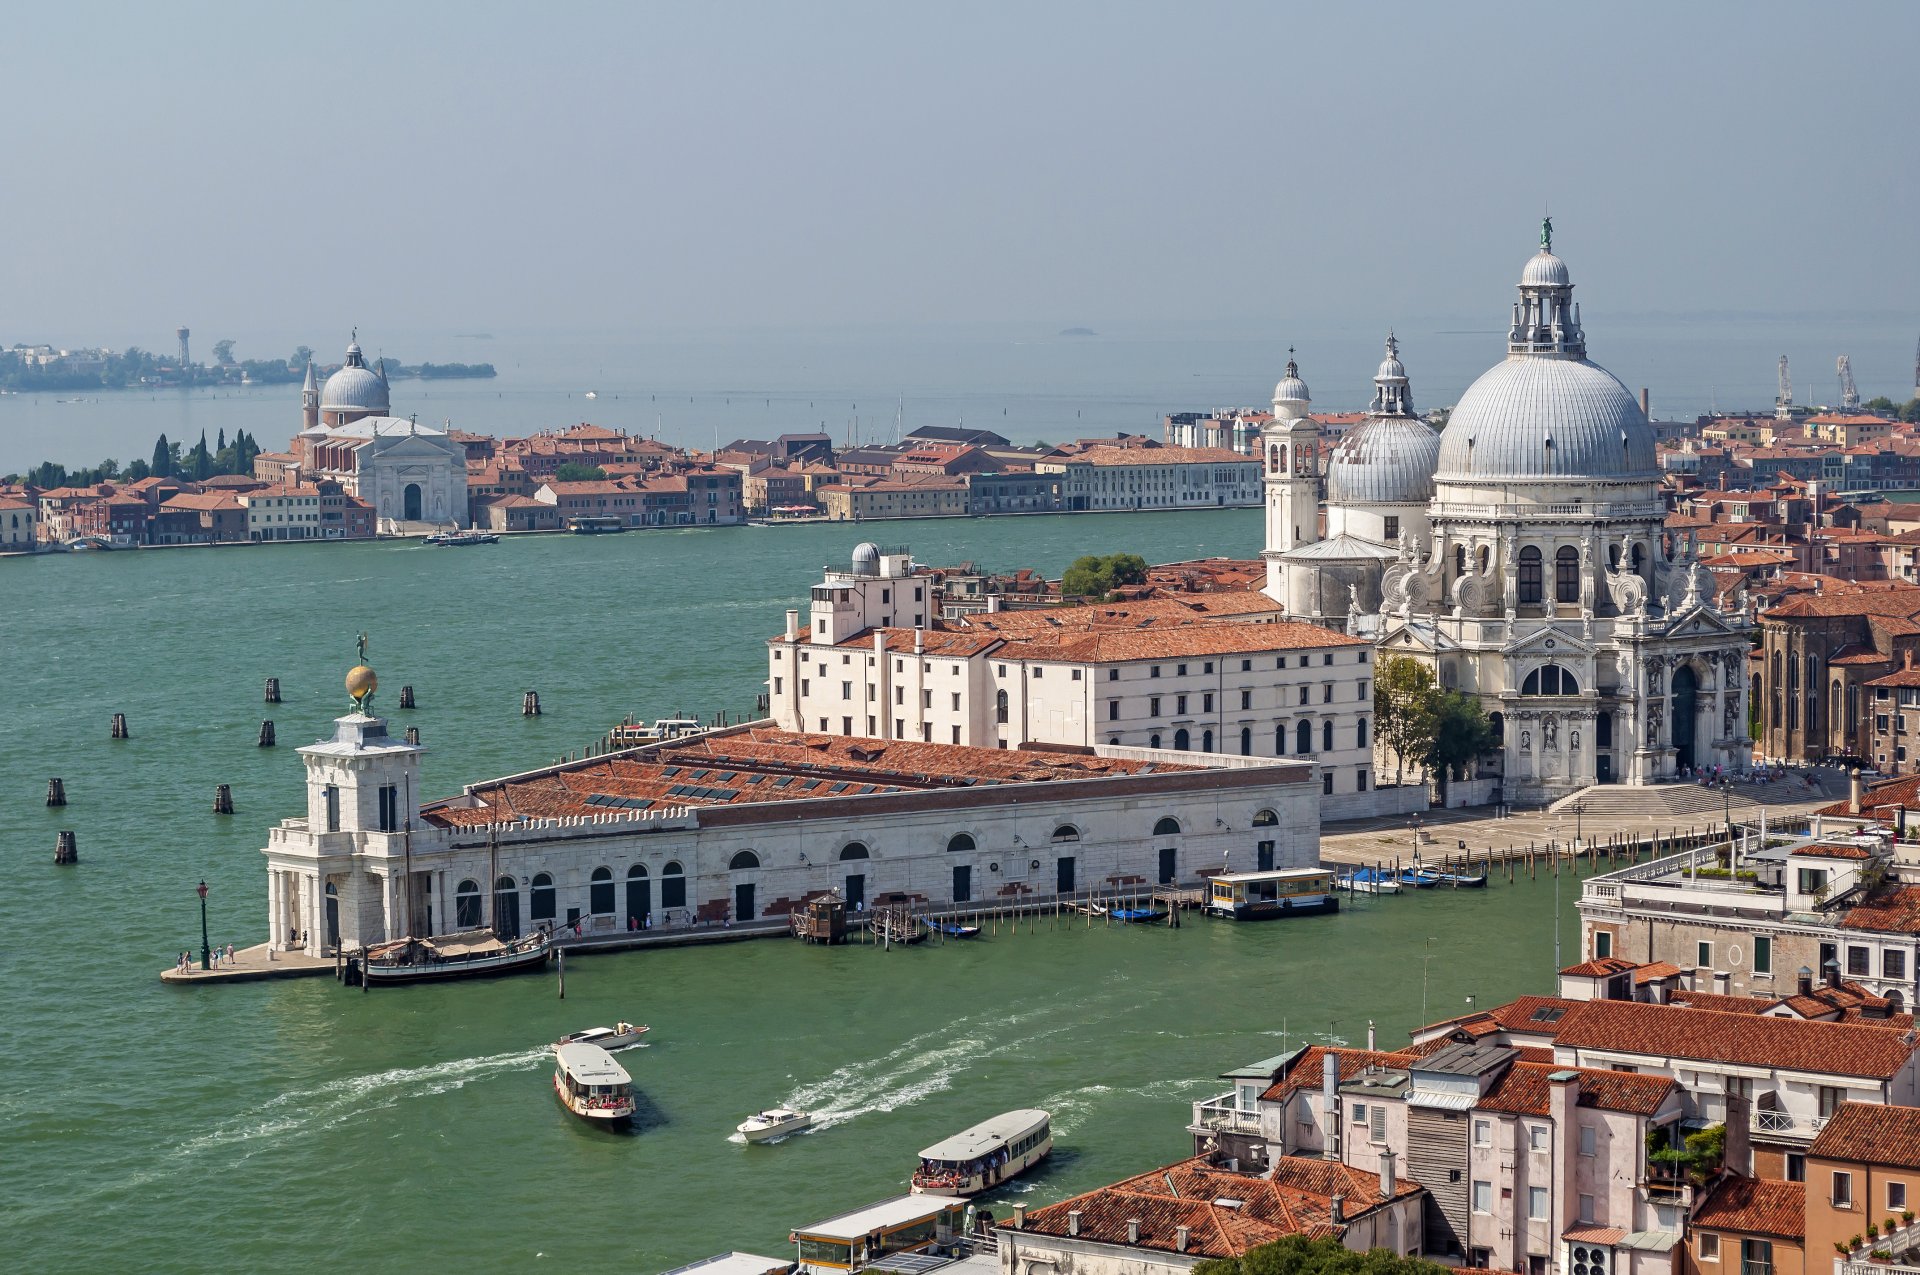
[278,335,469,531]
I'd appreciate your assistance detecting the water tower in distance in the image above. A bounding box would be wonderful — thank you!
[176,326,190,367]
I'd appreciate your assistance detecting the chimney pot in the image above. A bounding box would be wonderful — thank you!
[1331,1193,1345,1224]
[1012,1203,1026,1229]
[1380,1149,1397,1199]
[1176,1225,1191,1253]
[1126,1219,1141,1245]
[1825,958,1843,989]
[1798,965,1814,996]
[1068,1211,1081,1237]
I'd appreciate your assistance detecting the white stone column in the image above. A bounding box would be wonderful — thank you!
[380,872,396,942]
[307,874,324,958]
[268,871,284,949]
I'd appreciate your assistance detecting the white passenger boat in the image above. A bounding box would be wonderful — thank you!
[556,1022,649,1052]
[910,1108,1051,1196]
[1205,868,1339,920]
[357,929,550,984]
[736,1106,814,1143]
[552,1041,636,1123]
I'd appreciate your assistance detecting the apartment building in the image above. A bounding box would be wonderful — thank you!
[1035,446,1261,512]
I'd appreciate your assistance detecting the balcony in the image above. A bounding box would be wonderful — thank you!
[1751,1108,1828,1140]
[1190,1093,1262,1136]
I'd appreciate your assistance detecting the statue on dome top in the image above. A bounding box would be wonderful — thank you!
[1541,216,1553,252]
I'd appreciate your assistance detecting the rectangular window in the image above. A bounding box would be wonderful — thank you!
[1299,687,1309,705]
[1833,1170,1854,1208]
[1595,930,1614,958]
[1151,666,1161,678]
[1177,694,1188,714]
[1322,772,1333,795]
[1700,1234,1720,1262]
[841,681,851,698]
[1472,1180,1492,1214]
[1241,689,1252,710]
[1203,692,1213,711]
[377,783,399,832]
[1370,1105,1386,1141]
[894,686,903,705]
[1530,1125,1548,1151]
[1032,667,1043,679]
[802,679,811,696]
[1384,515,1400,541]
[1277,656,1286,669]
[1892,1182,1909,1212]
[323,785,340,832]
[951,726,960,744]
[1819,1086,1846,1118]
[1323,653,1333,665]
[1578,1193,1595,1223]
[1072,669,1082,681]
[1150,697,1161,716]
[1177,664,1188,676]
[1323,684,1333,703]
[1579,1125,1596,1156]
[1204,662,1213,674]
[1473,1119,1491,1146]
[1849,945,1871,976]
[1799,867,1829,895]
[1528,1187,1547,1220]
[1108,701,1120,721]
[1697,940,1713,970]
[951,693,961,711]
[1785,1153,1804,1183]
[1740,1238,1773,1275]
[1242,660,1252,672]
[1754,935,1772,976]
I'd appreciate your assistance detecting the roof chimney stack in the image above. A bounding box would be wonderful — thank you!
[1825,958,1843,989]
[785,608,800,641]
[1380,1149,1397,1199]
[1126,1219,1141,1245]
[1176,1225,1191,1253]
[1068,1211,1081,1237]
[1331,1194,1345,1224]
[1011,1203,1026,1229]
[1798,965,1814,997]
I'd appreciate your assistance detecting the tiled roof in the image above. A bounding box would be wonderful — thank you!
[1666,990,1772,1014]
[1794,841,1877,860]
[1001,621,1365,664]
[1866,667,1920,688]
[1059,446,1256,466]
[1819,775,1920,818]
[1559,958,1639,978]
[1633,962,1683,985]
[1553,999,1915,1079]
[1475,1063,1675,1118]
[1261,1047,1416,1104]
[1414,996,1584,1041]
[1690,1175,1805,1238]
[1010,1155,1421,1258]
[1839,883,1920,934]
[1808,1102,1920,1170]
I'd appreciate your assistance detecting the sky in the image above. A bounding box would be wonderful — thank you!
[1,0,1915,347]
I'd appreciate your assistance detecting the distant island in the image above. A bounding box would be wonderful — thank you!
[0,340,493,393]
[1058,327,1098,337]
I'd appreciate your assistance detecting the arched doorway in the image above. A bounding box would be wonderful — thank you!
[493,875,520,939]
[728,852,759,923]
[1672,664,1700,770]
[324,882,340,949]
[403,483,423,521]
[626,865,650,929]
[455,879,482,929]
[530,873,557,926]
[660,861,687,915]
[840,842,869,909]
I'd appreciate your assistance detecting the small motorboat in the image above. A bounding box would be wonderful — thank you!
[1336,867,1403,895]
[556,1022,650,1052]
[737,1107,814,1143]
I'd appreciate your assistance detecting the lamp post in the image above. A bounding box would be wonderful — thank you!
[197,879,211,971]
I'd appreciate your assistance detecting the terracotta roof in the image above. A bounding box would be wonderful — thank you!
[1633,961,1684,985]
[1261,1047,1416,1104]
[1559,958,1640,978]
[1819,775,1920,819]
[1808,1102,1920,1170]
[1553,999,1915,1079]
[1010,1155,1421,1258]
[1414,996,1585,1041]
[1866,667,1920,688]
[1475,1063,1675,1118]
[1794,841,1877,860]
[1690,1177,1804,1240]
[1666,990,1773,1015]
[1839,883,1920,934]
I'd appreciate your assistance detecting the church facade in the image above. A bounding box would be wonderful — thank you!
[1261,229,1753,805]
[288,338,469,530]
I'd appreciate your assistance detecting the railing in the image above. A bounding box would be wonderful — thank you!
[1841,1262,1920,1275]
[1752,1108,1827,1137]
[1190,1094,1261,1135]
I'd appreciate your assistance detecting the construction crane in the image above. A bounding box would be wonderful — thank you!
[1838,355,1860,411]
[1775,355,1793,420]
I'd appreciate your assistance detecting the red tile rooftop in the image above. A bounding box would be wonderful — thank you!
[1553,998,1916,1079]
[422,727,1202,829]
[1808,1101,1920,1170]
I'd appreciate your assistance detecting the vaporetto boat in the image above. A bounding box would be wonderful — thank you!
[909,1108,1051,1196]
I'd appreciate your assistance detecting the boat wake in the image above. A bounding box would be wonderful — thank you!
[181,1047,551,1156]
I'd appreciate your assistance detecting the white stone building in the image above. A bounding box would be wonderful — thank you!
[768,545,1409,818]
[1260,227,1753,804]
[262,699,1321,955]
[1036,446,1261,512]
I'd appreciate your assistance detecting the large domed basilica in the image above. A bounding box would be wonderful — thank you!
[1262,226,1751,804]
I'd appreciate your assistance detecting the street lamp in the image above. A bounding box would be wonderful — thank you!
[197,880,211,971]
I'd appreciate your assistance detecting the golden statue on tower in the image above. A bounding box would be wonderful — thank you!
[346,632,378,714]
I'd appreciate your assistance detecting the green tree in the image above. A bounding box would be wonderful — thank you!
[1902,398,1920,424]
[150,433,172,478]
[189,431,214,481]
[1195,1234,1451,1275]
[1865,396,1898,413]
[554,462,609,482]
[292,345,313,370]
[211,339,236,365]
[1061,552,1149,599]
[1373,656,1437,786]
[1424,690,1496,801]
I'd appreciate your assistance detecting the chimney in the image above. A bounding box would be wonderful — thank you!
[1797,965,1814,996]
[914,627,925,655]
[1380,1149,1397,1199]
[1068,1211,1081,1237]
[1330,1194,1345,1225]
[1851,768,1864,816]
[785,608,800,640]
[1550,1071,1580,1236]
[1011,1203,1026,1229]
[1825,958,1843,989]
[1723,1086,1752,1176]
[1714,970,1731,996]
[1126,1219,1141,1245]
[1176,1226,1191,1253]
[1322,1051,1342,1159]
[1367,1020,1377,1051]
[1640,387,1651,419]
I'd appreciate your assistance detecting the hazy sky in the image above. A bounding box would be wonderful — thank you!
[2,1,1914,345]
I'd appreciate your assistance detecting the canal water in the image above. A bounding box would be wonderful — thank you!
[1,511,1582,1272]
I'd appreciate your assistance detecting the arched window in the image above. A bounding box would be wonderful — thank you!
[1555,546,1580,603]
[1357,718,1369,749]
[590,866,615,915]
[455,879,482,928]
[1052,825,1080,842]
[1521,664,1581,696]
[1202,729,1214,752]
[1154,817,1182,836]
[661,860,687,910]
[1240,726,1252,756]
[946,833,975,854]
[1174,727,1190,751]
[1296,719,1313,753]
[1478,545,1491,573]
[530,872,557,922]
[1252,809,1279,827]
[1517,546,1543,604]
[1323,719,1335,751]
[494,875,520,938]
[1275,723,1286,755]
[1149,733,1162,749]
[1632,543,1646,575]
[1453,544,1467,578]
[1489,711,1505,744]
[995,689,1009,725]
[1608,542,1621,569]
[839,842,870,861]
[729,850,760,870]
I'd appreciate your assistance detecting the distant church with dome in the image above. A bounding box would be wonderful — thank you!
[1262,225,1752,804]
[288,336,469,530]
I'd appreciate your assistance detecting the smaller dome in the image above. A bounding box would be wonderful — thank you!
[851,542,881,574]
[1326,416,1441,506]
[1376,351,1406,381]
[1521,250,1570,288]
[1272,352,1309,407]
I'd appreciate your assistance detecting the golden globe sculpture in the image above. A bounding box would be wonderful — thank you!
[346,664,378,711]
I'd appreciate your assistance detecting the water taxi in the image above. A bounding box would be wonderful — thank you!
[556,1022,649,1051]
[1204,868,1338,920]
[552,1041,636,1123]
[737,1106,814,1143]
[909,1108,1051,1196]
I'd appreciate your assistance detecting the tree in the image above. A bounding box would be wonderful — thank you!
[211,339,237,365]
[1061,552,1149,599]
[150,433,172,478]
[1194,1234,1452,1275]
[291,345,313,370]
[554,462,609,483]
[1424,690,1496,800]
[1373,656,1437,786]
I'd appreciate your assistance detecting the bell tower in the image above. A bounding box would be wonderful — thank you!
[1262,351,1320,603]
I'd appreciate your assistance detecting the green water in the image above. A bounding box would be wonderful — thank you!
[2,512,1578,1273]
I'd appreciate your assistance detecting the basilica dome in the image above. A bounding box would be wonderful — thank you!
[1434,356,1655,483]
[1327,416,1441,505]
[321,339,390,415]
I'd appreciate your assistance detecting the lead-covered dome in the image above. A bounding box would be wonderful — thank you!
[1520,250,1570,288]
[1434,356,1656,482]
[1271,351,1310,418]
[321,338,390,414]
[1327,416,1441,504]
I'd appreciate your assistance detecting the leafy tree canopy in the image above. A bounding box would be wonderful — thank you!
[1194,1234,1453,1275]
[1062,552,1149,599]
[554,462,609,483]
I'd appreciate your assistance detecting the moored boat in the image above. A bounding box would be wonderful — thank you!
[922,918,982,939]
[355,928,550,984]
[552,1041,636,1123]
[1205,868,1339,919]
[1110,905,1170,924]
[910,1108,1051,1196]
[557,1021,649,1051]
[1336,866,1403,894]
[736,1106,814,1143]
